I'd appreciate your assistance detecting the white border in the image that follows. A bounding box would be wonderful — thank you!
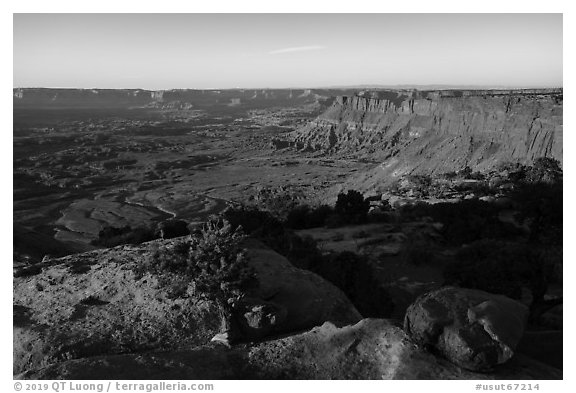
[3,2,572,391]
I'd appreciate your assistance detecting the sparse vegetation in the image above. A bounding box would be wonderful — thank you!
[285,204,333,229]
[92,219,190,248]
[310,251,394,318]
[443,239,558,311]
[222,204,394,317]
[92,225,156,248]
[401,232,437,266]
[335,190,370,224]
[134,218,258,340]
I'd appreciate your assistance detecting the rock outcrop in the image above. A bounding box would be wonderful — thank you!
[404,287,529,371]
[17,319,561,380]
[285,89,562,191]
[13,239,360,375]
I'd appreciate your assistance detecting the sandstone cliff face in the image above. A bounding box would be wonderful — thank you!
[287,89,562,187]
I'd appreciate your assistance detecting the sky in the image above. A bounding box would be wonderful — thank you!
[13,13,563,89]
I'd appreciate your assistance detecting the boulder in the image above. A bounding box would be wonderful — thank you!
[18,319,561,380]
[245,241,362,333]
[404,287,529,371]
[13,239,361,375]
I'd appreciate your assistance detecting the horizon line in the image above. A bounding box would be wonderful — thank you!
[13,85,564,91]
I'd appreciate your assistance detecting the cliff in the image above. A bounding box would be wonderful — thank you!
[12,88,360,110]
[286,89,562,189]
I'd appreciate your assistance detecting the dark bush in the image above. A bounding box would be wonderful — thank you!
[92,225,156,247]
[335,190,370,224]
[324,213,344,228]
[285,204,333,229]
[134,218,258,340]
[154,219,190,239]
[405,174,433,197]
[249,187,305,221]
[223,205,324,270]
[307,204,334,227]
[401,233,437,266]
[223,206,284,238]
[443,239,552,303]
[399,200,523,245]
[510,181,562,246]
[311,251,394,318]
[223,206,393,318]
[525,157,562,184]
[284,205,311,229]
[458,166,473,179]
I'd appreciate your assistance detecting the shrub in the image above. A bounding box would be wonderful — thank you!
[92,225,156,247]
[401,233,437,266]
[285,204,333,229]
[306,204,334,227]
[404,174,433,197]
[250,186,306,221]
[268,232,325,271]
[399,200,522,245]
[223,206,394,318]
[223,205,324,271]
[335,190,370,224]
[443,239,551,304]
[135,218,258,340]
[311,251,394,318]
[525,157,562,184]
[458,166,473,179]
[223,206,283,238]
[510,181,562,246]
[284,205,311,229]
[154,219,190,239]
[324,213,344,228]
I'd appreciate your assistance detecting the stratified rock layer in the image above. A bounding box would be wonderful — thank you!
[286,89,562,191]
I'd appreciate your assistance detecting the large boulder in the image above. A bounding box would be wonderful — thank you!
[13,239,361,375]
[404,287,529,371]
[245,241,362,333]
[18,319,561,380]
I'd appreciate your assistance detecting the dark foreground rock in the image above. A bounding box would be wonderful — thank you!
[404,287,529,371]
[17,319,561,380]
[13,239,360,375]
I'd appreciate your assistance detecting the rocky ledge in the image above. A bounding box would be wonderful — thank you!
[13,237,562,379]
